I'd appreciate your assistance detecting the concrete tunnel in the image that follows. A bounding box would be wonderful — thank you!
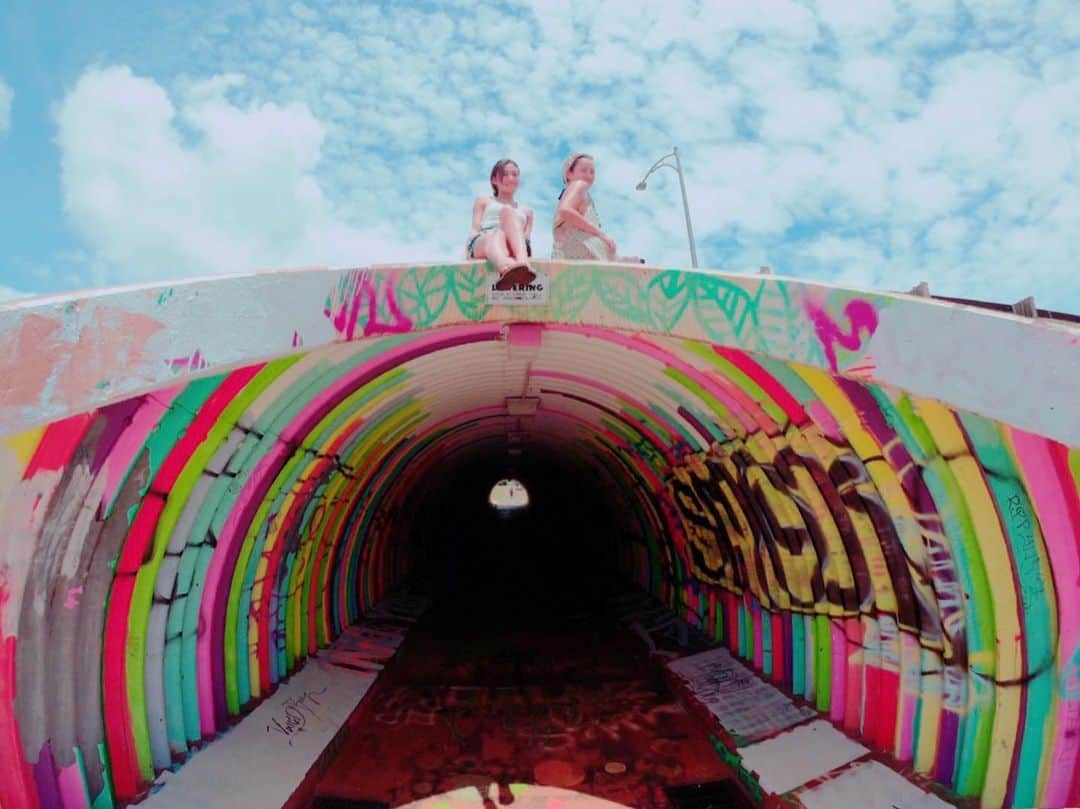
[0,261,1077,809]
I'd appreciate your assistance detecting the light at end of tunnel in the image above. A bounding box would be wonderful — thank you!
[489,478,529,509]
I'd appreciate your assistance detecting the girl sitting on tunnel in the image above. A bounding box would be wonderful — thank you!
[466,159,536,290]
[552,151,617,261]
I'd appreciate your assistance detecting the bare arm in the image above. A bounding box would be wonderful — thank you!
[469,197,489,237]
[524,207,534,239]
[556,182,607,239]
[557,181,616,255]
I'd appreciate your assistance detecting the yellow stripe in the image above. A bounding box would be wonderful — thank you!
[915,398,1019,809]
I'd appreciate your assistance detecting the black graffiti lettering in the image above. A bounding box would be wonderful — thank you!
[265,686,329,745]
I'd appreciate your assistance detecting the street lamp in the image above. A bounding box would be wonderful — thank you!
[635,146,699,268]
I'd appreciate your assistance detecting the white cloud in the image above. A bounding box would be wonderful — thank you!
[0,78,12,135]
[43,0,1080,311]
[55,66,441,285]
[815,0,900,43]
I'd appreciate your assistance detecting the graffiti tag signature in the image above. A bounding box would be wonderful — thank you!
[266,687,329,745]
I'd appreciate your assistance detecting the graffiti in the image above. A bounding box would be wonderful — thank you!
[669,647,816,743]
[266,687,329,745]
[1007,493,1045,612]
[324,269,414,340]
[805,297,878,373]
[166,348,209,373]
[0,260,1076,809]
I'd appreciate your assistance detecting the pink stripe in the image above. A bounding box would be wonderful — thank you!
[806,400,844,443]
[99,388,181,511]
[897,632,921,762]
[714,347,809,426]
[861,618,881,738]
[844,616,863,734]
[507,322,543,347]
[702,367,782,436]
[752,606,764,671]
[1010,429,1080,808]
[23,414,95,478]
[56,763,89,809]
[771,612,785,684]
[830,620,846,723]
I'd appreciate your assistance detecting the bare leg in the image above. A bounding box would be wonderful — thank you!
[474,231,514,272]
[499,207,531,265]
[492,209,536,289]
[475,226,535,290]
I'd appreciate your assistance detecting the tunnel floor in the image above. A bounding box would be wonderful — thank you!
[309,588,745,808]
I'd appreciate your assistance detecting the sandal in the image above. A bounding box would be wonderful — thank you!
[494,262,536,291]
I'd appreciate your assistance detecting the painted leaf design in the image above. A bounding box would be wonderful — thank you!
[550,268,594,321]
[596,270,648,323]
[396,266,450,328]
[451,263,488,321]
[647,271,692,332]
[690,275,757,345]
[754,279,816,361]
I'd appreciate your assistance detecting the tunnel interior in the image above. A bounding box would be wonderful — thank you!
[0,262,1077,809]
[411,446,622,624]
[309,444,742,808]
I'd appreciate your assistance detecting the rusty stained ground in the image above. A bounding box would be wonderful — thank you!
[311,607,741,808]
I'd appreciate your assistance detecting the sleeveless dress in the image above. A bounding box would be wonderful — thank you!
[552,194,613,260]
[468,198,529,258]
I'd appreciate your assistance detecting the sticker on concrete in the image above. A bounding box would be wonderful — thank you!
[796,760,955,808]
[667,646,816,743]
[485,267,549,305]
[736,719,868,796]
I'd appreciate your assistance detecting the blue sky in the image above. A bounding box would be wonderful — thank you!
[1,0,1077,310]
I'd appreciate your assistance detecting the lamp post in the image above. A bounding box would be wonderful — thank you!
[635,146,698,268]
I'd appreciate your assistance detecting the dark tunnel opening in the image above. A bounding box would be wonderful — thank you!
[407,447,625,626]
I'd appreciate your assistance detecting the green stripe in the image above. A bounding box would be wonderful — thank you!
[893,394,995,795]
[680,341,789,426]
[126,375,223,781]
[958,412,1056,807]
[815,614,831,713]
[791,612,806,697]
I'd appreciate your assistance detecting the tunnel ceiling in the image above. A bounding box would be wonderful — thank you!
[0,261,1078,809]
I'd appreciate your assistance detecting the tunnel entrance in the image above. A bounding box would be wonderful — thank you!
[410,448,623,625]
[8,264,1062,809]
[305,448,750,807]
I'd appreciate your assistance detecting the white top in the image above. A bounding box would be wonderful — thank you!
[479,198,527,231]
